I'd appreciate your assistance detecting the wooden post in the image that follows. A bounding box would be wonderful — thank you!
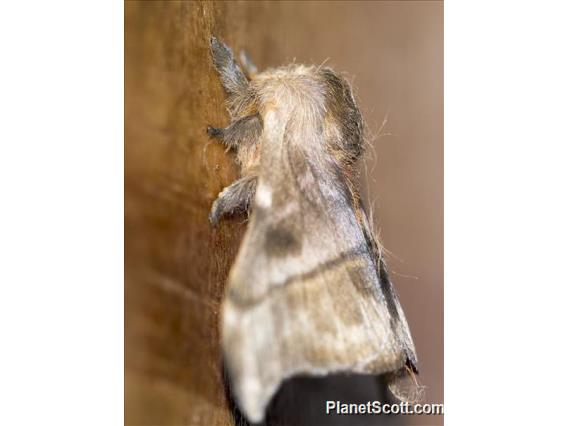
[125,2,246,424]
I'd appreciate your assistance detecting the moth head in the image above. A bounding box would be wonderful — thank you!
[210,37,364,163]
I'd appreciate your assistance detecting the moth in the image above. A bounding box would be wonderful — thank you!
[207,36,422,423]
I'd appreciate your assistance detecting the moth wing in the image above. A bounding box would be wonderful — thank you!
[222,143,419,422]
[386,366,425,404]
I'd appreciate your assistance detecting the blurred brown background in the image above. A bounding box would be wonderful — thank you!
[125,1,442,425]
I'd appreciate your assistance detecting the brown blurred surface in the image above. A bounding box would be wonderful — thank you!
[125,1,443,425]
[125,2,242,424]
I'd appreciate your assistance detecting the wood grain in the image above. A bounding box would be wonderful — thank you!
[125,2,246,424]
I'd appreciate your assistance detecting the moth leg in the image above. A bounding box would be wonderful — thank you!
[210,36,248,97]
[210,175,258,226]
[207,114,262,149]
[239,50,258,79]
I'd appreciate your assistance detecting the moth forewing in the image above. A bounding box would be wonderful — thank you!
[209,36,421,423]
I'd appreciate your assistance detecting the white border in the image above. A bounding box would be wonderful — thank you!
[1,1,568,424]
[446,1,568,424]
[0,2,123,425]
